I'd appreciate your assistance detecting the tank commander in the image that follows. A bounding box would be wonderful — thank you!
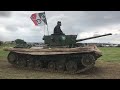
[54,21,65,35]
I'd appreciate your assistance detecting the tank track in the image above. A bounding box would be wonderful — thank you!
[7,52,96,74]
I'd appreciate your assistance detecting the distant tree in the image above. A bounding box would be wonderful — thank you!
[0,41,3,46]
[15,39,27,45]
[117,44,120,47]
[11,41,15,44]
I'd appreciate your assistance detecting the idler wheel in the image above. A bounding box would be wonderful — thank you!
[7,52,18,64]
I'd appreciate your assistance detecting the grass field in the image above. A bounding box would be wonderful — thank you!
[0,45,120,79]
[0,44,15,60]
[98,47,120,62]
[0,47,9,60]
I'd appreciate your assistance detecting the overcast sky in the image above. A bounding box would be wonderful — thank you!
[0,11,120,44]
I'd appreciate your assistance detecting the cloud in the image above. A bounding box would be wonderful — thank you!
[5,25,18,31]
[0,11,11,17]
[0,11,120,44]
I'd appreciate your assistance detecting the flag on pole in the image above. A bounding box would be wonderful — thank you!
[30,12,47,26]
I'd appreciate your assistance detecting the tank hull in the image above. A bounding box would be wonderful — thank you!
[4,45,102,74]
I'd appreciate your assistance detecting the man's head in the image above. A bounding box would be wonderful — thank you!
[57,21,61,26]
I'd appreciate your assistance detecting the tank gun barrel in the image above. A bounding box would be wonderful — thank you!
[76,33,112,42]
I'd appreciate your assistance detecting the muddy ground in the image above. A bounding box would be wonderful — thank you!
[0,59,120,79]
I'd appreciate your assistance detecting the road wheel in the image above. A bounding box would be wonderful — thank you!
[27,58,34,69]
[16,58,26,68]
[66,60,78,73]
[34,60,43,69]
[56,61,65,71]
[81,54,95,67]
[48,61,56,71]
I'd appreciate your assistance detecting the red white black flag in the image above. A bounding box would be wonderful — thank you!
[30,12,47,26]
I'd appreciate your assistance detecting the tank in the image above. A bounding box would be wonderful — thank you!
[4,33,112,74]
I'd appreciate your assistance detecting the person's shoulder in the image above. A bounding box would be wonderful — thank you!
[54,25,57,28]
[55,25,59,28]
[54,25,57,29]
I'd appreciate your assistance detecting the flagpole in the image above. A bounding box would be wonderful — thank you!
[47,24,49,35]
[44,23,45,35]
[44,11,49,35]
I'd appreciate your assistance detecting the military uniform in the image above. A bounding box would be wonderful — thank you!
[54,25,64,35]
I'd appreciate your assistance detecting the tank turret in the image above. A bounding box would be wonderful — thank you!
[43,33,112,48]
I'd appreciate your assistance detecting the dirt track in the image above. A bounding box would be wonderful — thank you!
[0,59,120,79]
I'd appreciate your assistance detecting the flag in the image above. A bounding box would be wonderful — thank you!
[30,12,47,26]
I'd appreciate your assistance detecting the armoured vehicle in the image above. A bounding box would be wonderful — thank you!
[4,33,112,74]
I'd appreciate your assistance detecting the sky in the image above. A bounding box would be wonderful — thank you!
[0,11,120,44]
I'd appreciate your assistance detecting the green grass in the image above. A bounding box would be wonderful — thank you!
[0,48,9,59]
[0,44,15,59]
[98,47,120,62]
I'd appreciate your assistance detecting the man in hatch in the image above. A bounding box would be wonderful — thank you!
[53,21,65,35]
